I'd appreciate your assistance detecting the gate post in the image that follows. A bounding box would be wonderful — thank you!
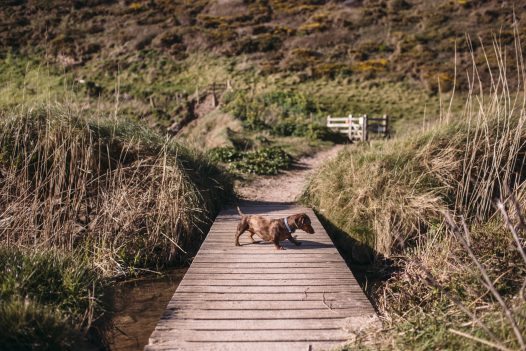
[362,115,368,141]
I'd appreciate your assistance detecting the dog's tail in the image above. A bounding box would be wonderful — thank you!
[236,206,244,216]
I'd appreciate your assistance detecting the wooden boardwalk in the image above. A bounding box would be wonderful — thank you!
[146,203,377,351]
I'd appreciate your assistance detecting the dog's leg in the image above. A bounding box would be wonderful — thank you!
[288,235,301,246]
[248,230,257,243]
[235,221,248,246]
[273,230,284,250]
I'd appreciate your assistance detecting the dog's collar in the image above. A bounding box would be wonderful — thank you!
[283,217,295,233]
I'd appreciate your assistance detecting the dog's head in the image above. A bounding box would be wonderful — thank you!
[294,213,315,234]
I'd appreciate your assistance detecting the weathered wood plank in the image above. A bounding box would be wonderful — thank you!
[178,279,358,286]
[166,301,370,311]
[167,292,367,301]
[183,273,354,280]
[146,204,378,351]
[150,329,351,342]
[161,308,361,319]
[153,318,356,329]
[146,341,348,351]
[185,268,349,274]
[189,262,350,268]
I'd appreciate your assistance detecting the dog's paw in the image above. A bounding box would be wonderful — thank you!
[235,242,241,246]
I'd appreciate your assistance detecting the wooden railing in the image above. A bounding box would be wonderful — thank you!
[327,114,388,142]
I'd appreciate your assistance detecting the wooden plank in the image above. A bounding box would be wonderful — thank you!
[175,285,362,293]
[183,273,354,280]
[166,292,366,301]
[160,309,362,319]
[146,204,378,351]
[153,319,358,330]
[150,329,350,342]
[153,318,354,329]
[186,268,349,274]
[146,341,349,351]
[178,279,358,286]
[166,300,369,310]
[187,264,352,270]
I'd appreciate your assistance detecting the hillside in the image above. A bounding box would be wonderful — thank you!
[2,0,524,139]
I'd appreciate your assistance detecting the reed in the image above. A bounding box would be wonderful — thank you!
[0,104,231,276]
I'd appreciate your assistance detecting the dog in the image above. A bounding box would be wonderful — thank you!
[235,207,315,250]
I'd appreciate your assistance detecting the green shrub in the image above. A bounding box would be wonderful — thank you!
[222,90,318,132]
[209,146,292,175]
[272,120,342,142]
[208,147,242,163]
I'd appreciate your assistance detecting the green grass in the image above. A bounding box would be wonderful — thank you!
[0,53,77,109]
[209,146,292,175]
[0,246,107,350]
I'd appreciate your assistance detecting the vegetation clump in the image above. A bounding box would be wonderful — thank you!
[0,247,106,350]
[304,42,526,349]
[209,146,292,175]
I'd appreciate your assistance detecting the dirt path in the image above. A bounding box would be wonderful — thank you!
[236,145,344,203]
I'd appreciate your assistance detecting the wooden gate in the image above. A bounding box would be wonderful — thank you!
[327,114,388,142]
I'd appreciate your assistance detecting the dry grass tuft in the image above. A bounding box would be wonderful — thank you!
[306,32,526,351]
[305,35,526,256]
[0,104,231,276]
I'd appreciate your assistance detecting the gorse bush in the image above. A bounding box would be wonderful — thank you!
[222,89,318,132]
[0,105,231,275]
[209,146,292,175]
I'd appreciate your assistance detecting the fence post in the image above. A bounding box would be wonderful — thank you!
[382,114,389,138]
[348,114,353,141]
[362,115,368,141]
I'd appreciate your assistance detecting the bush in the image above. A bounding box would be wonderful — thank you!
[222,90,318,132]
[209,146,292,175]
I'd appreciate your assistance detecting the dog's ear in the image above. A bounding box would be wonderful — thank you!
[294,214,303,227]
[297,214,309,226]
[302,214,311,224]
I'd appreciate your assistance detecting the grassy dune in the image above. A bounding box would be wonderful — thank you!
[305,41,526,349]
[0,104,232,348]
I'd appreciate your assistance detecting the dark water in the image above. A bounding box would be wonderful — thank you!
[107,268,187,351]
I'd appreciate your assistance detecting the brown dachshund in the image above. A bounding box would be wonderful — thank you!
[235,207,315,250]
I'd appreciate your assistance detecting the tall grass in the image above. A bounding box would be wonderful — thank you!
[305,36,526,256]
[0,104,230,275]
[0,103,232,348]
[305,33,526,349]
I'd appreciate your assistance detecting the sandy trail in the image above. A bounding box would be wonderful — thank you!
[236,145,344,203]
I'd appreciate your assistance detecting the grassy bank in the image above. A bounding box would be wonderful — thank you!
[304,43,526,349]
[0,247,106,350]
[0,104,232,348]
